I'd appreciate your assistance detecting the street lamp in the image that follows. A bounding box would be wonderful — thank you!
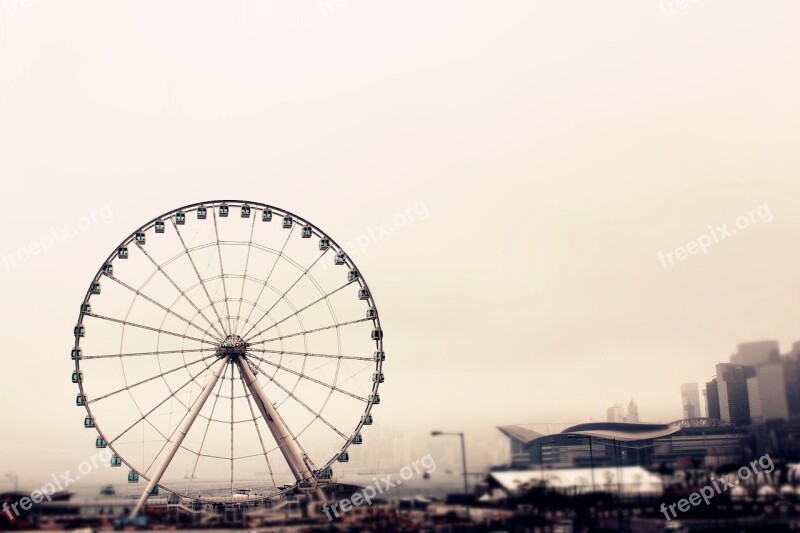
[431,431,469,495]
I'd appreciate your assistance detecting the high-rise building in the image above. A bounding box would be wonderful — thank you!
[716,363,756,426]
[705,378,721,420]
[606,403,625,422]
[731,341,779,366]
[681,383,702,419]
[754,359,788,421]
[627,398,639,423]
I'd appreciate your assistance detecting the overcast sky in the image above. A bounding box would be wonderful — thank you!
[2,0,800,483]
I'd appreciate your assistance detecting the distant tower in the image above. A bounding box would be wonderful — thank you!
[606,403,625,422]
[627,398,639,423]
[681,383,702,419]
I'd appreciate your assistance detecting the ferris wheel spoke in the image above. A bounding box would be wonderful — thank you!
[249,363,348,441]
[247,347,374,362]
[170,220,229,337]
[105,274,222,342]
[229,359,235,496]
[83,312,216,345]
[105,357,218,444]
[131,355,230,518]
[89,354,218,404]
[243,280,355,343]
[248,317,375,347]
[236,358,315,482]
[240,249,329,341]
[238,372,278,488]
[211,209,235,336]
[232,213,257,336]
[135,243,227,340]
[187,361,230,484]
[80,347,215,360]
[245,353,369,403]
[238,224,295,336]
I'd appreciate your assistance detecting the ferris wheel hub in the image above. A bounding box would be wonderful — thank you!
[216,335,248,358]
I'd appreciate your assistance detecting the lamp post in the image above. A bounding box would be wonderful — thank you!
[567,435,596,493]
[431,431,469,496]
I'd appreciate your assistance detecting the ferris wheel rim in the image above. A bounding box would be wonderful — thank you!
[72,200,385,503]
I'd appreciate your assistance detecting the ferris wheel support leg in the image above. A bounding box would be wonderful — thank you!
[130,355,230,518]
[237,358,314,483]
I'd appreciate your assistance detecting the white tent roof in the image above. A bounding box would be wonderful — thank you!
[490,466,663,495]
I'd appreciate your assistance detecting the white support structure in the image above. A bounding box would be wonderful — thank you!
[130,356,230,517]
[237,358,314,483]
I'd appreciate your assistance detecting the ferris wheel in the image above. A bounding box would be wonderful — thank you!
[70,201,385,515]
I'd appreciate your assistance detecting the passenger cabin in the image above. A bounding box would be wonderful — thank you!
[373,373,385,383]
[74,325,85,337]
[374,351,385,361]
[175,212,186,225]
[319,468,333,479]
[335,252,346,265]
[319,239,331,250]
[84,417,95,428]
[371,328,383,341]
[155,220,165,233]
[110,456,122,467]
[76,394,86,406]
[135,232,146,244]
[168,495,180,505]
[90,283,101,295]
[71,348,82,360]
[219,204,229,217]
[72,371,83,383]
[150,487,159,495]
[197,207,207,219]
[262,209,273,222]
[102,263,113,275]
[369,394,380,404]
[359,289,370,300]
[282,216,293,228]
[361,415,373,425]
[337,452,349,463]
[367,307,377,318]
[128,471,139,483]
[82,303,91,313]
[118,247,128,259]
[348,269,359,282]
[241,205,251,218]
[352,435,363,445]
[96,438,107,448]
[302,225,312,238]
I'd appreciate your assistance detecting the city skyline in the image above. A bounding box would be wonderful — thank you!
[3,0,800,488]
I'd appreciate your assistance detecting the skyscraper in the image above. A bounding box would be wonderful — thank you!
[627,398,639,423]
[716,363,756,426]
[606,403,625,422]
[731,341,779,366]
[681,383,702,419]
[705,378,721,420]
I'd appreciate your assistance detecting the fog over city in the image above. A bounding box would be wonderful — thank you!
[2,1,800,492]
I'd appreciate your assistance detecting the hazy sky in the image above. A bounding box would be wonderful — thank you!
[2,0,800,483]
